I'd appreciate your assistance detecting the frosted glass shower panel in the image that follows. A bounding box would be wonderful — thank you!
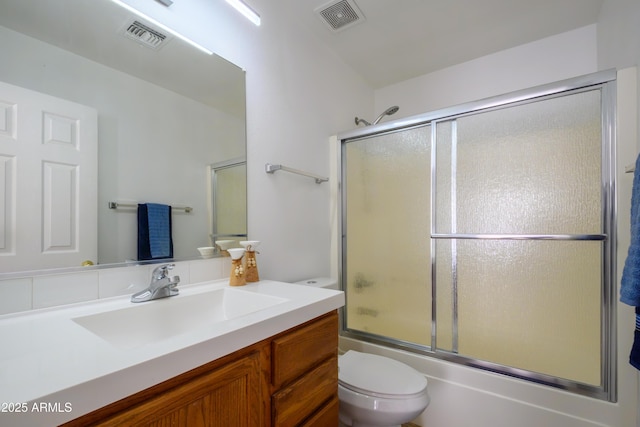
[213,163,247,237]
[436,90,602,235]
[455,239,602,385]
[344,126,431,345]
[434,121,453,233]
[434,239,454,352]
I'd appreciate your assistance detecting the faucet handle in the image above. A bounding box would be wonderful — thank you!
[152,263,174,280]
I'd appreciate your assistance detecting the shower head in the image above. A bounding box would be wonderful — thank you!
[354,106,399,127]
[372,106,399,125]
[355,117,371,126]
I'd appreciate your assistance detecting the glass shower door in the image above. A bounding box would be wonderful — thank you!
[341,80,614,398]
[433,90,604,386]
[343,126,431,345]
[210,159,247,246]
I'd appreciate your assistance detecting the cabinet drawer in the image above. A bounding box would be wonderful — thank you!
[300,396,339,427]
[272,311,338,388]
[272,356,338,427]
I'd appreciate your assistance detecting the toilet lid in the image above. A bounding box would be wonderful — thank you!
[338,350,427,396]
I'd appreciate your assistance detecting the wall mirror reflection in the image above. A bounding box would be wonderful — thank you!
[210,158,247,249]
[0,0,247,274]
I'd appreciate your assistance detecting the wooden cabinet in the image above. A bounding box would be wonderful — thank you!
[63,311,339,427]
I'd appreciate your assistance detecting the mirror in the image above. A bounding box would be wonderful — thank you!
[0,0,247,274]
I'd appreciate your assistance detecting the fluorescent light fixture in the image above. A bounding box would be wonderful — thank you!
[225,0,261,26]
[109,0,213,54]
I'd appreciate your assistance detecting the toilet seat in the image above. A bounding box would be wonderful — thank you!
[338,350,428,398]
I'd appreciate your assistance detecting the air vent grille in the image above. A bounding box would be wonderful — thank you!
[316,0,364,32]
[121,21,168,49]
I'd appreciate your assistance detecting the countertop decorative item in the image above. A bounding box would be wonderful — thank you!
[227,248,246,286]
[197,246,215,258]
[215,240,235,256]
[240,240,260,282]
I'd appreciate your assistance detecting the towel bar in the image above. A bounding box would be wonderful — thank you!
[108,202,193,213]
[265,163,328,184]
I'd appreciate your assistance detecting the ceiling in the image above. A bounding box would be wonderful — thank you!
[289,0,604,89]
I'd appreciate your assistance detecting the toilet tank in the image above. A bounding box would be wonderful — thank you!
[294,277,339,290]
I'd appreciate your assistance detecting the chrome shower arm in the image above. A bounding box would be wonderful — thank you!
[355,117,371,126]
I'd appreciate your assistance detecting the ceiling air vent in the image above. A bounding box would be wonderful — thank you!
[315,0,365,32]
[121,20,169,49]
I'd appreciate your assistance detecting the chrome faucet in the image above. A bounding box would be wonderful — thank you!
[131,264,180,303]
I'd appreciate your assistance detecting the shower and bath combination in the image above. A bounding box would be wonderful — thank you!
[342,73,616,403]
[355,105,399,126]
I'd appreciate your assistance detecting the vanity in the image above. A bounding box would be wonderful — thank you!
[0,280,344,426]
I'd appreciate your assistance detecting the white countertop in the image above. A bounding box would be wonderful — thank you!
[0,279,344,426]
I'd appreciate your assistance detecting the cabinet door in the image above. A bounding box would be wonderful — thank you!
[96,351,262,427]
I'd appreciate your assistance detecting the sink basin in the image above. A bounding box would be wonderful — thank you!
[73,287,287,349]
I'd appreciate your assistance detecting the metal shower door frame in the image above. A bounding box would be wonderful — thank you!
[337,69,617,401]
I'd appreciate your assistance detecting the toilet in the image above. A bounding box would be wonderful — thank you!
[295,278,430,427]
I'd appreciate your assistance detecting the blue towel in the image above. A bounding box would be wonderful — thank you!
[621,154,640,306]
[622,155,640,371]
[631,308,640,370]
[137,203,173,260]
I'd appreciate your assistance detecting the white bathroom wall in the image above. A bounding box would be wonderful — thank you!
[374,24,598,119]
[598,0,640,150]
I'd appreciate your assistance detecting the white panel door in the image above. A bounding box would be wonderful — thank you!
[0,81,97,272]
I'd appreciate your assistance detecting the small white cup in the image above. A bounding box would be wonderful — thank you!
[197,246,215,258]
[227,248,245,260]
